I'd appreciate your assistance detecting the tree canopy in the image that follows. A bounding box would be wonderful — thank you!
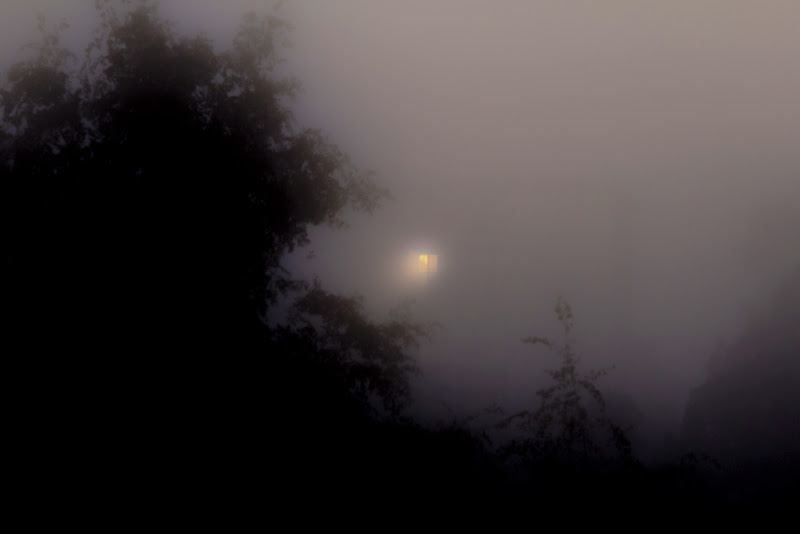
[1,2,431,503]
[1,2,390,344]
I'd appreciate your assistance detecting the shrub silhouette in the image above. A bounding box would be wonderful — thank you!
[499,297,633,472]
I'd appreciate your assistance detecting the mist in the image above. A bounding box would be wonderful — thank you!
[277,1,800,441]
[4,0,798,505]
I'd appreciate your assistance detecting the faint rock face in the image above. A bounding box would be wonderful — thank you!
[684,361,797,458]
[682,266,800,461]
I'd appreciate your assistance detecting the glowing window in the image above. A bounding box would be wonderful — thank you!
[418,254,438,274]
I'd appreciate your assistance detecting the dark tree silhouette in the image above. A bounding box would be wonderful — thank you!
[0,1,429,511]
[2,3,387,346]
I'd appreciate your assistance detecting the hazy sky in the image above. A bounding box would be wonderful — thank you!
[4,1,799,436]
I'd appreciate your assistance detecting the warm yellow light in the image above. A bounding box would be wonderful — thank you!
[418,253,437,274]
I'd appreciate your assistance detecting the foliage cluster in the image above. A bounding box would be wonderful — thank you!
[0,2,427,504]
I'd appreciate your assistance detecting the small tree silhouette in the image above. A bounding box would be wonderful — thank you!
[500,297,632,470]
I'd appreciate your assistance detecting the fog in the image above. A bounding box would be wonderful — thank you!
[280,2,800,441]
[5,1,799,451]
